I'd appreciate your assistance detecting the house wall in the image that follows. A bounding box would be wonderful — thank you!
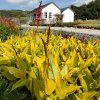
[42,3,61,24]
[62,8,74,23]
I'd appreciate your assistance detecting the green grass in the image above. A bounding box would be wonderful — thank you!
[75,20,100,29]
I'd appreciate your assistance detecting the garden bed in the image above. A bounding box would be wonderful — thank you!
[0,28,100,99]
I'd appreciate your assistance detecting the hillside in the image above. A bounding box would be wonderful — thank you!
[0,10,29,18]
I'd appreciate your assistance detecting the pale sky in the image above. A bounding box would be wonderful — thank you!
[0,0,94,10]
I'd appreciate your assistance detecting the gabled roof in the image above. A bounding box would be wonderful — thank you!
[31,2,60,13]
[42,2,60,10]
[61,7,69,12]
[61,7,74,13]
[29,2,74,15]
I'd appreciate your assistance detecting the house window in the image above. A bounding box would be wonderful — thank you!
[44,12,47,18]
[49,12,52,18]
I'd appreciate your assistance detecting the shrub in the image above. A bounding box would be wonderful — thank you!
[0,29,100,99]
[0,18,18,41]
[51,21,82,27]
[0,25,11,41]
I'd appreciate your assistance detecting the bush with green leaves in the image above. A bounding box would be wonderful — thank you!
[0,18,18,41]
[0,24,12,41]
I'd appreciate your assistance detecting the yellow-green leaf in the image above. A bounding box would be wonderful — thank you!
[45,79,56,95]
[6,67,24,78]
[11,79,28,92]
[78,74,88,92]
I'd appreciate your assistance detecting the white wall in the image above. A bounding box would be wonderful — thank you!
[62,8,74,23]
[42,3,61,24]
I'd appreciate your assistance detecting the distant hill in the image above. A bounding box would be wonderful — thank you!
[71,0,100,20]
[0,10,29,18]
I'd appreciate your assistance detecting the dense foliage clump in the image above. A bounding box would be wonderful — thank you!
[0,29,100,100]
[71,0,100,20]
[0,18,18,41]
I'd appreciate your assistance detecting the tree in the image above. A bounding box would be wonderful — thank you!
[71,0,100,20]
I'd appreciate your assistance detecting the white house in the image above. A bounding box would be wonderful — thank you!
[61,7,74,23]
[41,2,60,24]
[29,2,74,24]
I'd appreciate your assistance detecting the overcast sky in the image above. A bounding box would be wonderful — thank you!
[0,0,94,10]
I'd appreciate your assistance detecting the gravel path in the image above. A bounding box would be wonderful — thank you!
[21,24,100,37]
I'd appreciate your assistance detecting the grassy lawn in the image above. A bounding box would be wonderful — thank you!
[75,20,100,29]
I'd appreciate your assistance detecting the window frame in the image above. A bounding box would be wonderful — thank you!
[49,12,52,19]
[44,12,47,18]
